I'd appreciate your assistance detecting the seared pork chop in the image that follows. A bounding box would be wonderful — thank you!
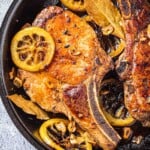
[16,6,121,149]
[116,0,150,126]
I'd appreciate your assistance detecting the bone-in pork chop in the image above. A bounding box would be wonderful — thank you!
[116,0,150,126]
[17,6,121,149]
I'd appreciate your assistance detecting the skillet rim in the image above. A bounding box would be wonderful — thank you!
[0,0,49,149]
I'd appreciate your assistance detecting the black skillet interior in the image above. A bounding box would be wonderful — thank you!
[0,0,60,150]
[0,0,150,150]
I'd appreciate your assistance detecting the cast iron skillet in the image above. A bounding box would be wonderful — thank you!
[0,0,60,150]
[0,0,150,150]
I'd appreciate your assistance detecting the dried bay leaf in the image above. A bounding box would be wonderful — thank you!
[7,94,50,120]
[85,0,124,39]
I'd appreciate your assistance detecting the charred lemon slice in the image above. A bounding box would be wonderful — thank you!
[11,27,55,72]
[109,39,125,58]
[99,78,135,126]
[60,0,85,12]
[39,119,92,150]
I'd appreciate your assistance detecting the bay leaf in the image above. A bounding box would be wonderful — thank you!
[85,0,124,39]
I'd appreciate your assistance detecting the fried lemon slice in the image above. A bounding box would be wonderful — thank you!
[60,0,85,12]
[99,78,135,126]
[11,27,55,72]
[39,119,92,150]
[109,39,125,58]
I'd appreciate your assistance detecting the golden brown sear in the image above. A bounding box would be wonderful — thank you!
[45,10,97,85]
[116,0,150,126]
[16,6,120,150]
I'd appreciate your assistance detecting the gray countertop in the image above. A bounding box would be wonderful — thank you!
[0,1,36,150]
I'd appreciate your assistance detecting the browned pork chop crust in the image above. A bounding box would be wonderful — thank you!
[17,6,121,149]
[116,0,150,126]
[33,7,105,85]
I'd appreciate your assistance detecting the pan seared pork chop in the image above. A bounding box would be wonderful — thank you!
[116,0,150,126]
[17,6,121,149]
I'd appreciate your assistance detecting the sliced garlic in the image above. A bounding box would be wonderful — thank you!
[13,77,23,88]
[102,25,114,35]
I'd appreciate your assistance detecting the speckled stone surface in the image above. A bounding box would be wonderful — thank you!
[0,1,36,150]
